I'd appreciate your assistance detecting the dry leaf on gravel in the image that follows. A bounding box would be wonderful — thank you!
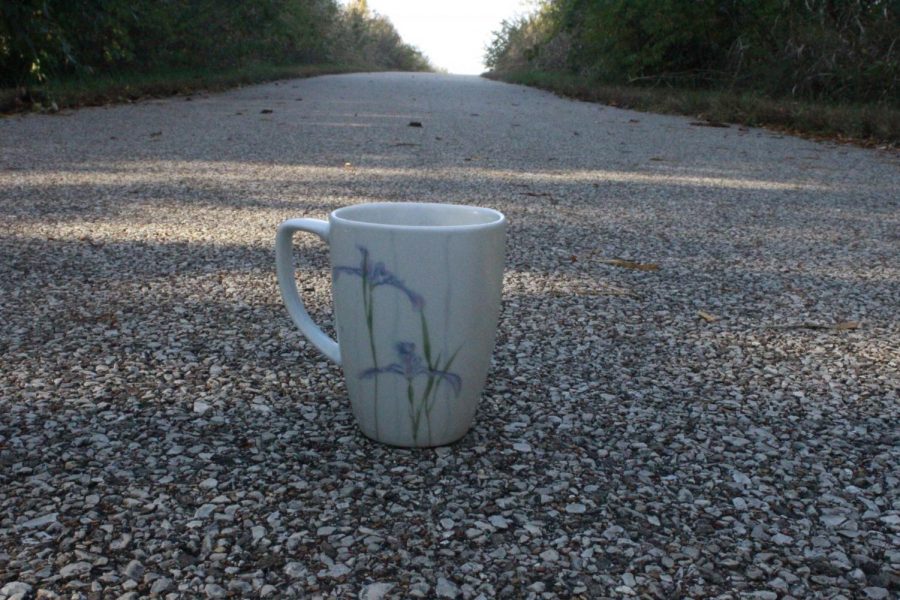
[698,310,719,322]
[766,321,862,331]
[597,258,660,271]
[690,121,729,128]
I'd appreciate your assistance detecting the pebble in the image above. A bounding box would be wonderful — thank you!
[489,515,509,529]
[204,583,226,598]
[772,533,793,545]
[361,582,395,600]
[436,578,459,599]
[20,513,57,529]
[59,562,92,578]
[1,582,32,597]
[228,580,252,594]
[284,563,307,579]
[540,549,559,562]
[327,563,351,578]
[149,578,171,595]
[123,560,144,580]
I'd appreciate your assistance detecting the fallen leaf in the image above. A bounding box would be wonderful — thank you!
[765,321,861,331]
[78,236,104,248]
[628,119,640,123]
[522,191,558,205]
[408,121,423,127]
[690,120,729,128]
[548,281,638,298]
[698,310,719,323]
[260,109,273,114]
[597,258,659,271]
[149,131,162,137]
[391,142,420,147]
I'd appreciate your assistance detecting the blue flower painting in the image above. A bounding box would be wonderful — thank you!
[362,342,461,393]
[334,246,462,445]
[334,246,424,310]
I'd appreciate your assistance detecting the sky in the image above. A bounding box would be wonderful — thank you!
[357,0,533,75]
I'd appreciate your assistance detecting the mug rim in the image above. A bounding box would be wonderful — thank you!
[331,202,506,231]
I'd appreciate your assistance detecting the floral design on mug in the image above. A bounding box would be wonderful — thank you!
[334,246,462,445]
[362,342,461,444]
[333,246,424,311]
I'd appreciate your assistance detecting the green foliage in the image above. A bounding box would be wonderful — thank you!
[486,0,899,104]
[330,1,431,71]
[0,0,431,89]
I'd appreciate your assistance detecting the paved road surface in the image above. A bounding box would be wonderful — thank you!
[1,73,898,598]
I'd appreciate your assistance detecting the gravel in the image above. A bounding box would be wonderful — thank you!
[1,72,899,598]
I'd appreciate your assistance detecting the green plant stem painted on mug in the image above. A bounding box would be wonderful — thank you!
[360,252,380,439]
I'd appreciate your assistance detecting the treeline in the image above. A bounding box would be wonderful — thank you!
[0,0,431,89]
[485,0,898,104]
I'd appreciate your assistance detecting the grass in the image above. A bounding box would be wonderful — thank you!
[486,70,900,148]
[0,62,367,114]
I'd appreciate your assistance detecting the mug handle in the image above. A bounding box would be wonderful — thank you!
[275,218,341,365]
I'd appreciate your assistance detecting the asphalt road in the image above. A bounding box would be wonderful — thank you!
[1,73,898,598]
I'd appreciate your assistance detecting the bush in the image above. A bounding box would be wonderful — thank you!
[486,0,899,104]
[0,0,430,89]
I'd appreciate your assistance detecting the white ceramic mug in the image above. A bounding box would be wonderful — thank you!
[276,202,507,447]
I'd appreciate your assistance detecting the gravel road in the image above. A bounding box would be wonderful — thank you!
[1,72,898,599]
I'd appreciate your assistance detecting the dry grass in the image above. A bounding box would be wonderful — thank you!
[487,70,900,148]
[0,63,365,114]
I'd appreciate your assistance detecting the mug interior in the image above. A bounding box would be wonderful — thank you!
[333,202,503,229]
